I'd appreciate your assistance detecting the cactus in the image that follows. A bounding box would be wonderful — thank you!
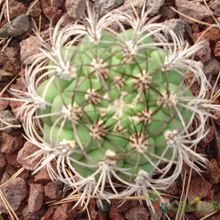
[37,29,193,180]
[9,5,220,209]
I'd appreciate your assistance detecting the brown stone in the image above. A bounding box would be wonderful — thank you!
[195,39,211,63]
[65,0,87,20]
[0,47,20,76]
[125,206,149,220]
[3,0,26,20]
[40,207,55,220]
[188,175,212,203]
[34,167,51,184]
[20,35,42,65]
[6,153,21,168]
[207,159,220,184]
[44,181,62,200]
[51,0,64,8]
[0,110,20,133]
[204,57,220,75]
[193,28,220,42]
[40,0,62,23]
[0,171,10,184]
[214,41,220,59]
[17,141,41,170]
[22,204,46,220]
[0,177,27,214]
[9,77,26,117]
[0,132,24,153]
[28,183,44,213]
[176,0,213,24]
[0,152,6,168]
[28,0,42,18]
[52,203,69,220]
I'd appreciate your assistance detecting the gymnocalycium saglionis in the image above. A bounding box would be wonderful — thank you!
[9,4,220,210]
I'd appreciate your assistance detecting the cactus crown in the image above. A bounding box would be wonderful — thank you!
[11,5,220,209]
[37,29,192,181]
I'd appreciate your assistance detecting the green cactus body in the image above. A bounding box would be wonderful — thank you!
[37,29,192,181]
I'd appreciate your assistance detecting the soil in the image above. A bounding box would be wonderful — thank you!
[0,0,220,219]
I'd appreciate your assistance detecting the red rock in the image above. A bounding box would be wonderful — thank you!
[44,181,62,200]
[0,47,20,76]
[204,57,220,75]
[176,0,213,24]
[28,0,42,18]
[109,211,125,220]
[6,153,21,168]
[51,0,64,8]
[3,0,26,20]
[20,35,42,65]
[18,169,30,180]
[17,141,41,170]
[0,110,20,133]
[160,5,177,19]
[0,132,24,153]
[88,199,98,220]
[40,0,62,23]
[97,211,106,220]
[193,28,220,42]
[5,164,17,175]
[195,39,211,63]
[65,0,87,20]
[188,175,212,203]
[200,125,215,147]
[209,0,220,14]
[34,167,51,184]
[22,204,46,220]
[0,152,6,168]
[207,159,220,184]
[125,206,149,220]
[52,203,69,220]
[0,177,27,214]
[41,207,55,220]
[9,76,26,118]
[28,183,44,213]
[0,171,10,184]
[214,41,220,59]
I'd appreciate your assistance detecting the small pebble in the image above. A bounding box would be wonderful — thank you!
[209,0,220,14]
[20,35,41,65]
[0,110,20,133]
[146,0,165,16]
[0,177,27,214]
[204,57,220,75]
[3,0,26,19]
[17,141,41,170]
[214,41,220,59]
[176,0,213,24]
[34,167,51,184]
[94,0,124,16]
[0,131,24,153]
[28,183,44,213]
[164,19,185,37]
[0,14,29,38]
[65,0,87,20]
[195,39,211,63]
